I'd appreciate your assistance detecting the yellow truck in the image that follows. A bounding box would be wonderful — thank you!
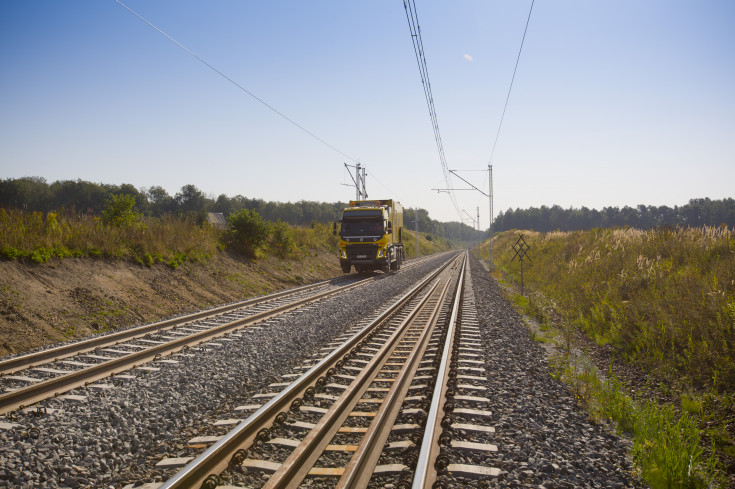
[334,199,405,273]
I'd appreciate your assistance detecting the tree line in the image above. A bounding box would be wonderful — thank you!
[0,177,485,244]
[0,177,347,223]
[492,198,735,233]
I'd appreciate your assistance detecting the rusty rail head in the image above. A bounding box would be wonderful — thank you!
[261,279,444,489]
[0,277,374,416]
[0,254,442,375]
[412,251,467,489]
[158,254,459,489]
[0,278,338,375]
[336,273,455,489]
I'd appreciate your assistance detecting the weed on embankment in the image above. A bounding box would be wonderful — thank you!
[0,207,344,267]
[480,226,735,488]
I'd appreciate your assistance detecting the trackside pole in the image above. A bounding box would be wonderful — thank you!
[510,234,531,296]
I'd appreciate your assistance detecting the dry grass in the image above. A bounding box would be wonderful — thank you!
[483,226,735,487]
[0,209,340,267]
[483,226,735,392]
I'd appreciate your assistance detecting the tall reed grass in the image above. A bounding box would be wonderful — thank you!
[482,227,734,488]
[484,226,735,392]
[0,208,218,266]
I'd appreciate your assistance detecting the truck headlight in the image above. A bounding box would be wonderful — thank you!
[340,250,347,259]
[377,249,385,258]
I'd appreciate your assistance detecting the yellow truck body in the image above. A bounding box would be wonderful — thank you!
[335,199,405,273]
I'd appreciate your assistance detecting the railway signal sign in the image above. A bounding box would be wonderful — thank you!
[510,234,531,296]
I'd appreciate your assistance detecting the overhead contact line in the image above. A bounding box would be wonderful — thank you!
[113,0,359,164]
[489,0,535,164]
[402,0,462,220]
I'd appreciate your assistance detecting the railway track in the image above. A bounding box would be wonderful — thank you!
[139,251,499,489]
[0,258,433,416]
[1,252,645,489]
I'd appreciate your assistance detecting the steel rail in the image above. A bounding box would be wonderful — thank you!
[0,253,434,375]
[0,278,341,375]
[158,253,461,489]
[336,257,459,489]
[0,275,375,415]
[261,278,444,489]
[412,251,467,488]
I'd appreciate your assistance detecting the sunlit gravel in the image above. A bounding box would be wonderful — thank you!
[0,255,450,489]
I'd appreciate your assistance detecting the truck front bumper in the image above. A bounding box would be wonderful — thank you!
[341,257,389,268]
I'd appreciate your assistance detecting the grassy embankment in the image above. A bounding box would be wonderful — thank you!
[0,208,449,266]
[402,229,451,258]
[0,208,346,266]
[479,227,735,488]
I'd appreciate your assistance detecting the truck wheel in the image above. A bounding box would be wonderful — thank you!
[341,263,351,273]
[389,248,400,271]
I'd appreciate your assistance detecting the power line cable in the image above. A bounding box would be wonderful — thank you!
[402,0,463,220]
[113,0,358,164]
[368,171,402,203]
[489,0,535,163]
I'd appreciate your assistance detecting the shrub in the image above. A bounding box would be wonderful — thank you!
[271,220,299,257]
[227,209,271,257]
[1,246,23,260]
[101,194,142,227]
[167,253,186,269]
[30,247,54,264]
[551,352,720,488]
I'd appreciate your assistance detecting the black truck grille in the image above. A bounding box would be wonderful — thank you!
[346,244,378,261]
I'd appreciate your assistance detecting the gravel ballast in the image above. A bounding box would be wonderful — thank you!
[461,254,644,488]
[0,253,645,489]
[0,255,452,489]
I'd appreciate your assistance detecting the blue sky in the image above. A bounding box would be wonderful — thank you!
[1,1,733,227]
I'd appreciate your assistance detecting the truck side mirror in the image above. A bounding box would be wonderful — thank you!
[387,222,393,233]
[333,222,337,236]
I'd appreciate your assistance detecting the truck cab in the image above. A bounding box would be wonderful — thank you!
[335,200,404,274]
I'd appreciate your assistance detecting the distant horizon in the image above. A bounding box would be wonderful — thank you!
[2,2,733,228]
[2,175,731,226]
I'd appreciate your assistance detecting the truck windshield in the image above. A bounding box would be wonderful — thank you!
[341,220,383,236]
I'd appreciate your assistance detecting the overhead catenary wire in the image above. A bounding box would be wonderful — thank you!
[113,0,358,164]
[489,0,535,164]
[402,0,463,220]
[115,0,487,224]
[368,171,402,203]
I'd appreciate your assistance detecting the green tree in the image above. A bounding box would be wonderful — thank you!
[49,179,110,214]
[0,177,51,210]
[101,194,142,227]
[146,186,174,216]
[227,208,271,257]
[212,194,236,217]
[175,184,206,214]
[271,219,298,257]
